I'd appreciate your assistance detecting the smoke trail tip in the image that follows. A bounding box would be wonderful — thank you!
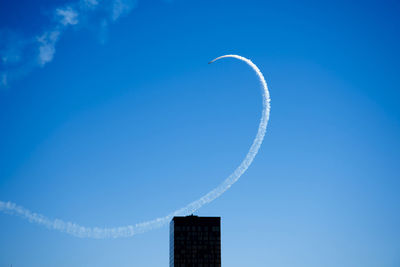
[208,58,218,64]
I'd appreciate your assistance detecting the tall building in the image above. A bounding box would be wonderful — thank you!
[170,215,221,267]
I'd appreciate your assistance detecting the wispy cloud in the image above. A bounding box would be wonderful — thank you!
[37,31,61,66]
[81,0,99,8]
[112,0,137,21]
[0,0,138,87]
[1,45,22,65]
[1,73,7,86]
[56,7,79,26]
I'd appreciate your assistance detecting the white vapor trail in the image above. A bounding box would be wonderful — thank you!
[0,55,271,238]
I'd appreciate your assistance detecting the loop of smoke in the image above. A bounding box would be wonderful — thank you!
[0,55,271,238]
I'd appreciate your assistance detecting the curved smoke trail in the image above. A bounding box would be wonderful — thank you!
[0,55,271,238]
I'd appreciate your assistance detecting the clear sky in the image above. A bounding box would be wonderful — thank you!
[1,0,400,266]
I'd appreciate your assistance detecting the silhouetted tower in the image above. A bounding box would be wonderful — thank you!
[170,215,221,267]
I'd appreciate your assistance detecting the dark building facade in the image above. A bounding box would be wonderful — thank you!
[170,215,221,267]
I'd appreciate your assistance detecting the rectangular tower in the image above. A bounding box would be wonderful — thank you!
[170,215,221,267]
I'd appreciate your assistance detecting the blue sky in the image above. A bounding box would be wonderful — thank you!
[1,0,400,266]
